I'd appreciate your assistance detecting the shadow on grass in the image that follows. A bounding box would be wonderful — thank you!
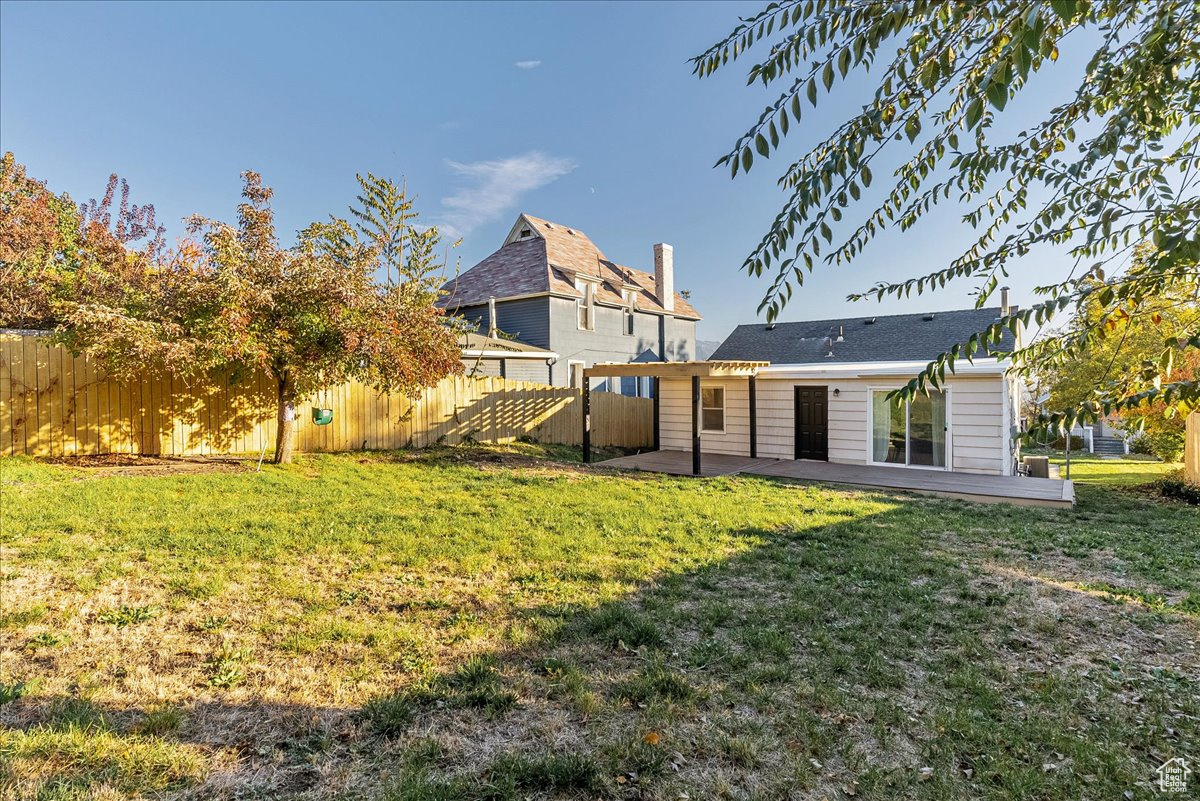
[4,473,1197,801]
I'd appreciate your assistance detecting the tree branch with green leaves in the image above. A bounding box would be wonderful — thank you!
[695,0,1199,436]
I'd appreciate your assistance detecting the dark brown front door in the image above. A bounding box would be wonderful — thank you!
[794,386,828,461]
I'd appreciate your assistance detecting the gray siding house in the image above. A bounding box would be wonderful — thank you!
[439,214,701,393]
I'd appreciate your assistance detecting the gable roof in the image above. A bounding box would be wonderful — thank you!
[439,214,701,319]
[710,307,1016,365]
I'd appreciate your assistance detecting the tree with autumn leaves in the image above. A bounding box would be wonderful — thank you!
[1034,250,1199,460]
[1,156,462,463]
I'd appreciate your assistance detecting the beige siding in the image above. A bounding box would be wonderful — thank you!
[658,373,1013,475]
[660,377,752,456]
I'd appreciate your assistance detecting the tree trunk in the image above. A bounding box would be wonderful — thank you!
[273,376,297,464]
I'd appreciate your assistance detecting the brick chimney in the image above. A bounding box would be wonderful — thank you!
[653,243,674,313]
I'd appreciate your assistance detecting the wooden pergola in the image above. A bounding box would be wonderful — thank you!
[582,360,769,475]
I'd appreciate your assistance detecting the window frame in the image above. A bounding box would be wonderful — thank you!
[867,387,952,470]
[700,384,726,434]
[574,278,596,331]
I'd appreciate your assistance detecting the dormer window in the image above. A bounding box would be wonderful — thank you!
[575,277,596,331]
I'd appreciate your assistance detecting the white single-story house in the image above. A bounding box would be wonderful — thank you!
[651,306,1023,476]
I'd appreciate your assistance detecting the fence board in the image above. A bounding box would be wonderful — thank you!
[1,333,653,456]
[1186,410,1199,484]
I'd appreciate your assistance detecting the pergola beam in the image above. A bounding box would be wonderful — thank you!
[583,360,768,380]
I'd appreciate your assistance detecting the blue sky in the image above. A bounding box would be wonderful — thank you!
[2,1,1090,342]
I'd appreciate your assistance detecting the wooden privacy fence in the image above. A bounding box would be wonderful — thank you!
[0,333,653,457]
[1186,410,1199,484]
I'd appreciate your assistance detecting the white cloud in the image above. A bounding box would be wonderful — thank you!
[514,60,542,69]
[440,151,575,237]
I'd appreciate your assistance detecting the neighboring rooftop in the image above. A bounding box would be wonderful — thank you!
[439,214,701,319]
[458,330,554,357]
[710,307,1017,364]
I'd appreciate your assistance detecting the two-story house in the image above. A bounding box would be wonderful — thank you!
[439,214,701,394]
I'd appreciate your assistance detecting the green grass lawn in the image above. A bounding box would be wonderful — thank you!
[1,446,1196,801]
[1050,453,1181,486]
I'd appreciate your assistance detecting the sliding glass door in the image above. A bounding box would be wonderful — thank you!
[871,390,947,468]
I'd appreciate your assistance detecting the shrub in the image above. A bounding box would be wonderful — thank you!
[1141,429,1185,462]
[1049,435,1085,451]
[1156,470,1200,505]
[1129,433,1154,455]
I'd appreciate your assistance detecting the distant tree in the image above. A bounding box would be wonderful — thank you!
[693,1,1199,434]
[0,153,82,328]
[300,172,458,286]
[55,171,462,463]
[1036,257,1199,459]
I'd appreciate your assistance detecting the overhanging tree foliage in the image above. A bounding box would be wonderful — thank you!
[694,0,1199,435]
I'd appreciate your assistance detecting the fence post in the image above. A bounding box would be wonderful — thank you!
[582,381,591,463]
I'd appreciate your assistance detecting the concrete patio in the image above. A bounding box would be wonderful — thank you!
[597,450,1075,508]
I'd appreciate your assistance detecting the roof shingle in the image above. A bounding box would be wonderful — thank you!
[710,307,1016,364]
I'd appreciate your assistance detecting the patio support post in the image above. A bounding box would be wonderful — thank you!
[692,375,702,476]
[582,377,591,464]
[749,376,757,458]
[652,377,660,451]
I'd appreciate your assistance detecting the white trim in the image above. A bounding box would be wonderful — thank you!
[442,290,554,307]
[761,358,1007,379]
[567,360,586,389]
[503,214,545,246]
[461,349,558,359]
[866,386,952,471]
[700,384,726,434]
[1000,375,1013,475]
[575,278,595,331]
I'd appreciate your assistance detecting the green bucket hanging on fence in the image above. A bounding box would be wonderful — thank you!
[312,407,334,426]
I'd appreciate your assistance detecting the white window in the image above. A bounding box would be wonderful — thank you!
[701,386,725,433]
[568,360,586,389]
[575,278,595,331]
[623,308,634,336]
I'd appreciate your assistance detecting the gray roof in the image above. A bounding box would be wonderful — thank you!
[710,307,1015,365]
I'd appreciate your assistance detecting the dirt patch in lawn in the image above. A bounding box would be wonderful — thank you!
[40,454,255,477]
